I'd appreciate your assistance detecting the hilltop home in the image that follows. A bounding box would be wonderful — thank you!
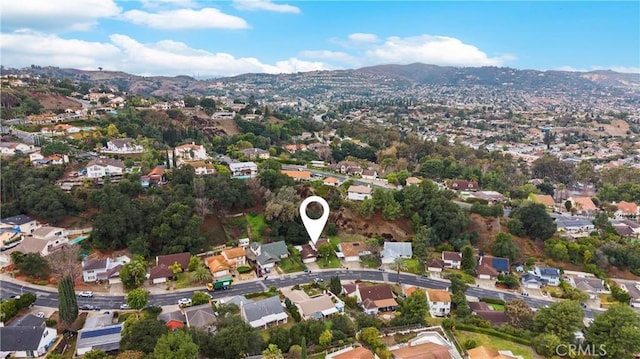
[0,215,38,234]
[441,251,462,269]
[103,138,143,154]
[614,201,639,219]
[228,161,258,179]
[174,142,208,162]
[280,170,312,181]
[347,185,372,201]
[82,256,130,283]
[31,226,69,256]
[569,276,610,299]
[426,289,452,317]
[529,193,556,212]
[240,148,270,160]
[568,196,598,216]
[380,242,412,265]
[348,284,397,315]
[85,158,125,178]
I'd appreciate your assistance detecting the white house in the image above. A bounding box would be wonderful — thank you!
[0,326,57,358]
[614,201,639,219]
[380,242,412,265]
[533,266,561,286]
[0,215,39,234]
[240,296,288,329]
[337,242,370,262]
[174,142,208,162]
[229,162,258,179]
[31,226,69,256]
[442,251,462,269]
[186,161,215,176]
[361,170,378,180]
[0,142,35,156]
[569,277,610,299]
[82,257,130,283]
[85,158,125,178]
[426,289,452,317]
[426,258,445,278]
[103,138,143,154]
[347,185,372,201]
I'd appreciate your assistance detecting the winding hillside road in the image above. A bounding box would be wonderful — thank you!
[0,269,601,318]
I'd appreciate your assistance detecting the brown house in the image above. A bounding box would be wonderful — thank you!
[156,252,191,271]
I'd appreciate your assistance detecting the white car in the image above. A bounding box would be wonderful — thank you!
[119,304,130,310]
[178,298,192,306]
[78,291,94,298]
[35,312,45,318]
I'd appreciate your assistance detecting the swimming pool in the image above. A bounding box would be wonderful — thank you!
[70,236,87,245]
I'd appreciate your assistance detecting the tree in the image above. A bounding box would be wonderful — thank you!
[319,329,333,348]
[390,257,408,283]
[107,123,119,137]
[585,304,640,359]
[13,252,50,279]
[212,321,264,358]
[329,275,342,295]
[300,336,307,359]
[510,203,557,240]
[57,275,78,327]
[331,314,355,337]
[154,330,198,359]
[317,242,335,264]
[120,256,147,290]
[47,245,81,282]
[126,288,149,310]
[412,226,432,266]
[359,327,383,350]
[564,200,572,212]
[191,266,212,284]
[358,198,376,219]
[84,350,109,359]
[392,289,428,326]
[168,261,182,279]
[532,333,562,357]
[533,300,584,342]
[262,344,284,359]
[492,233,518,262]
[267,326,291,354]
[461,245,476,273]
[191,291,210,306]
[187,255,201,272]
[505,298,534,329]
[120,319,169,354]
[287,345,302,359]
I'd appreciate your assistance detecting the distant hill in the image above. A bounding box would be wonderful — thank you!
[2,63,638,99]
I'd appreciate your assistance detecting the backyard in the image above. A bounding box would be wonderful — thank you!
[454,331,536,359]
[246,213,267,241]
[222,215,249,241]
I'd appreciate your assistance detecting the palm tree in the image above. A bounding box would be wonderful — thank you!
[191,266,212,284]
[390,257,408,284]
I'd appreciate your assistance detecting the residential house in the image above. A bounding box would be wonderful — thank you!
[331,161,362,175]
[405,177,422,186]
[174,142,208,162]
[248,241,289,272]
[380,242,413,265]
[426,289,452,317]
[75,313,123,356]
[337,242,370,262]
[148,264,175,284]
[299,244,318,263]
[612,219,640,238]
[475,262,498,280]
[222,247,247,267]
[533,266,561,286]
[8,314,46,328]
[361,170,378,180]
[554,216,595,238]
[103,138,143,154]
[351,284,397,315]
[325,346,376,359]
[615,281,640,308]
[614,201,639,219]
[347,185,372,201]
[204,247,245,279]
[140,166,166,188]
[158,310,186,329]
[240,296,288,328]
[85,158,125,178]
[240,148,270,160]
[569,196,598,216]
[228,161,258,179]
[467,345,522,359]
[465,191,507,205]
[426,258,445,278]
[281,170,311,181]
[478,255,510,274]
[442,251,462,269]
[0,325,57,358]
[184,304,217,331]
[474,310,509,326]
[530,194,556,212]
[569,277,610,299]
[205,256,230,278]
[296,294,341,320]
[156,252,190,271]
[323,177,339,186]
[390,342,453,359]
[0,215,38,234]
[449,180,479,191]
[82,256,130,283]
[185,161,215,176]
[31,226,69,256]
[520,273,545,289]
[0,142,35,156]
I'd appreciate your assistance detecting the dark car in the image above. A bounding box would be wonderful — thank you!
[80,305,93,310]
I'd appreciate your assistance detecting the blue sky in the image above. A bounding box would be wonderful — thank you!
[1,1,638,77]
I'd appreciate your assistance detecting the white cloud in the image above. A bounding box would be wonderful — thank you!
[591,66,640,74]
[299,50,359,65]
[0,0,121,31]
[554,66,588,72]
[363,35,514,67]
[141,0,198,9]
[0,32,331,77]
[233,0,301,14]
[347,33,379,43]
[121,8,250,30]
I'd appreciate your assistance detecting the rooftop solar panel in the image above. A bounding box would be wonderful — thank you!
[80,326,122,339]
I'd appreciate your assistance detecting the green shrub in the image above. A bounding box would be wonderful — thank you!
[463,339,478,350]
[236,266,252,274]
[45,319,57,327]
[479,297,505,305]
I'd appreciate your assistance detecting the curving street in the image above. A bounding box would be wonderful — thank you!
[0,269,601,318]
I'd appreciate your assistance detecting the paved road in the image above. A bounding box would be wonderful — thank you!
[0,269,601,318]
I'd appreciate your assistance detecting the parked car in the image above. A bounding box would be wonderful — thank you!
[178,298,192,306]
[119,304,130,310]
[313,278,324,283]
[78,291,94,298]
[35,312,45,318]
[304,268,311,273]
[80,305,93,310]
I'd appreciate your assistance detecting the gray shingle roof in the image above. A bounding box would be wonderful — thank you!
[242,296,285,324]
[158,310,186,323]
[256,241,289,266]
[0,326,45,351]
[0,214,35,226]
[184,304,217,329]
[381,242,412,259]
[8,314,45,327]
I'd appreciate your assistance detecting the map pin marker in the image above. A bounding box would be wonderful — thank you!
[300,196,330,246]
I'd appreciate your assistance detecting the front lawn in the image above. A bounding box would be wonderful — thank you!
[360,255,381,269]
[444,269,476,284]
[246,213,267,241]
[487,303,505,311]
[302,283,325,297]
[454,331,535,359]
[280,256,306,273]
[404,258,423,275]
[317,254,341,269]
